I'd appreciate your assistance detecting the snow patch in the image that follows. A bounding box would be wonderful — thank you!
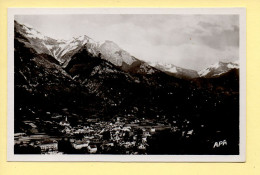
[168,67,177,73]
[149,62,156,67]
[212,72,224,77]
[211,62,220,69]
[198,68,210,77]
[22,25,45,40]
[147,69,155,74]
[227,63,239,69]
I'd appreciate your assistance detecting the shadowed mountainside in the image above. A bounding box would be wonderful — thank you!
[14,20,240,155]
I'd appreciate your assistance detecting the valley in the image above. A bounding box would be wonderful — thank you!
[14,20,240,155]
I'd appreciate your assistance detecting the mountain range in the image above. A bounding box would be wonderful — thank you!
[14,20,240,154]
[14,20,239,79]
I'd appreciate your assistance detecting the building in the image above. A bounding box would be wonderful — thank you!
[39,140,58,152]
[73,140,89,149]
[87,144,97,153]
[59,116,70,126]
[150,128,156,133]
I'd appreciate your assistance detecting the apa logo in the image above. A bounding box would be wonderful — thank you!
[213,140,227,148]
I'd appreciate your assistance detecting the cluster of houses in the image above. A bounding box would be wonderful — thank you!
[14,115,196,154]
[57,117,157,154]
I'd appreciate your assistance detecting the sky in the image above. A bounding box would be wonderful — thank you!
[15,14,239,71]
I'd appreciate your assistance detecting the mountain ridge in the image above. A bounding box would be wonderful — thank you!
[198,61,239,78]
[14,20,240,155]
[16,20,238,79]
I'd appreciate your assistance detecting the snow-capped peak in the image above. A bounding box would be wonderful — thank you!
[198,62,222,76]
[148,61,200,79]
[150,62,178,73]
[21,23,46,40]
[16,21,136,66]
[198,60,239,77]
[198,68,210,77]
[54,35,100,63]
[99,40,136,66]
[71,35,96,44]
[227,62,239,69]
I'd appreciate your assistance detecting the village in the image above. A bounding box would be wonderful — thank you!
[14,114,196,155]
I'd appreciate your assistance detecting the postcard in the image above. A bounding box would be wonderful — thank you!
[7,8,246,162]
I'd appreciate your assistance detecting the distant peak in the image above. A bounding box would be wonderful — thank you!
[16,21,46,40]
[101,40,120,50]
[78,35,91,40]
[199,60,239,77]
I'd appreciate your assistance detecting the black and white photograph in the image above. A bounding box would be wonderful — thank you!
[7,8,246,162]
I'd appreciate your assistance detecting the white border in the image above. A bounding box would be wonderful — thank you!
[7,8,246,162]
